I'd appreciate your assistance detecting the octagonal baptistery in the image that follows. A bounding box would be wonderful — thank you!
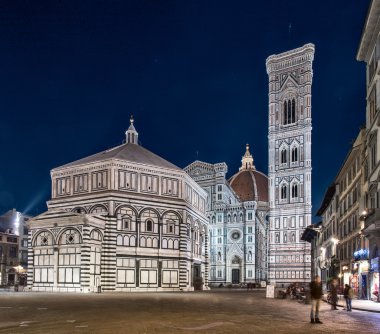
[28,117,209,293]
[229,144,269,206]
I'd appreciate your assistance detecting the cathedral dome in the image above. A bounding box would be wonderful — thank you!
[229,144,268,202]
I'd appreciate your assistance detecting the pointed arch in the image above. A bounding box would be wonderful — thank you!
[291,98,296,122]
[281,148,287,164]
[291,145,298,163]
[282,95,297,125]
[290,178,300,200]
[280,183,288,200]
[291,183,298,198]
[279,142,289,165]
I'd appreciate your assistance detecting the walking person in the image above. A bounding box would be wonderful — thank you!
[343,284,353,311]
[310,275,323,324]
[330,278,338,310]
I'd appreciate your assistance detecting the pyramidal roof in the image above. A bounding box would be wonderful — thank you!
[55,117,181,171]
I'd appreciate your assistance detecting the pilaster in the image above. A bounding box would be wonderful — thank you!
[101,216,117,291]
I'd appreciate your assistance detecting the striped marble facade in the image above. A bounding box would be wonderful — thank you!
[27,119,208,293]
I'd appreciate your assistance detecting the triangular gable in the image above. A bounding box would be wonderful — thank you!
[280,75,298,90]
[184,160,217,176]
[31,209,81,221]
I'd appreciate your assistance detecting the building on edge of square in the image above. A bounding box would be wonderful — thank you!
[27,117,209,293]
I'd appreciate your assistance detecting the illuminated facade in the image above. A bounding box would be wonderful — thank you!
[0,209,29,269]
[266,44,315,286]
[28,118,208,292]
[316,129,369,297]
[335,130,367,298]
[185,145,268,286]
[357,0,380,302]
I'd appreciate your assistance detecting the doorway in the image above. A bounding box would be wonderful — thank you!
[193,264,203,290]
[232,269,240,284]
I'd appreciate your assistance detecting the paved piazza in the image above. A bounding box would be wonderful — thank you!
[0,290,379,334]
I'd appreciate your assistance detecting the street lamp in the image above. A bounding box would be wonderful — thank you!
[13,265,24,289]
[331,237,339,245]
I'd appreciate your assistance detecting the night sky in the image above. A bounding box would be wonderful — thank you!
[0,1,369,219]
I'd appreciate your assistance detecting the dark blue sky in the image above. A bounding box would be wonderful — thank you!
[0,1,369,218]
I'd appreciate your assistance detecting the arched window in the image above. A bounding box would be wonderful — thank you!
[218,252,222,261]
[281,149,287,164]
[284,233,287,243]
[146,220,153,232]
[122,216,131,230]
[291,98,296,122]
[291,147,298,162]
[283,98,296,125]
[291,184,298,198]
[281,184,287,199]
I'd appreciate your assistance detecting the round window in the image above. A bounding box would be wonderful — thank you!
[231,231,240,240]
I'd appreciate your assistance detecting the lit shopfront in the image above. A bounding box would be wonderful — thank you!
[370,257,379,301]
[353,249,369,299]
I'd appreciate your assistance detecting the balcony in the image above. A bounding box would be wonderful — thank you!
[362,208,380,235]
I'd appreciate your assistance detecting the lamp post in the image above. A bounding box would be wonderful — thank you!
[13,265,24,291]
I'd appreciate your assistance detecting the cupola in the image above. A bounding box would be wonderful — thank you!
[239,144,255,171]
[125,115,139,144]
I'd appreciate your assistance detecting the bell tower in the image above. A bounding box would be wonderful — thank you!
[266,44,315,286]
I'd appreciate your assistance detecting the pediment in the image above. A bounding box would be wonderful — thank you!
[227,242,244,257]
[280,75,299,90]
[32,209,81,221]
[184,160,216,176]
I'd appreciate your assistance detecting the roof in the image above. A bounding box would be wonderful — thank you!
[55,143,182,171]
[315,184,336,216]
[229,169,268,202]
[301,224,321,243]
[357,0,380,61]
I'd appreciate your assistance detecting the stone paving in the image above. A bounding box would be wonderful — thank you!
[326,294,380,313]
[0,290,379,333]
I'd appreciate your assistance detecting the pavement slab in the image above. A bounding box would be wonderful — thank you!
[0,290,379,333]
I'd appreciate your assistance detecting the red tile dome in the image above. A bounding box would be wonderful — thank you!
[229,169,268,202]
[229,144,268,202]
